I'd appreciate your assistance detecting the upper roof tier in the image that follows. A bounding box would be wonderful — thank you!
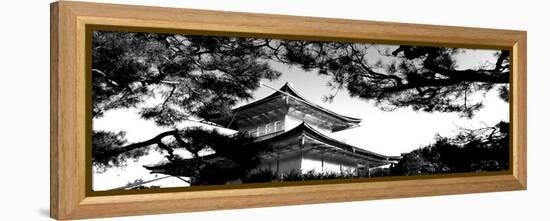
[209,82,362,132]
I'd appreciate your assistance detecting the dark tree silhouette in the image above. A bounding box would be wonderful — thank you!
[265,42,510,175]
[92,31,280,178]
[141,128,270,185]
[391,121,509,176]
[266,41,510,117]
[125,179,161,190]
[92,31,510,185]
[92,31,280,123]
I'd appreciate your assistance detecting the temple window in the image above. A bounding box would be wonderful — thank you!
[258,125,266,136]
[274,121,284,131]
[267,122,275,134]
[250,120,285,137]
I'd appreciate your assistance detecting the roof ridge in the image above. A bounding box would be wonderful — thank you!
[247,82,361,122]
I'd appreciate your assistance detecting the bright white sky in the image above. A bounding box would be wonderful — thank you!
[92,45,509,191]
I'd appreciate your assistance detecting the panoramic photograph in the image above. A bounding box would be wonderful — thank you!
[91,30,510,191]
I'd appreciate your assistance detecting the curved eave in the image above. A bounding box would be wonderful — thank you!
[388,155,403,161]
[258,122,389,161]
[280,83,362,124]
[214,83,362,125]
[208,95,284,128]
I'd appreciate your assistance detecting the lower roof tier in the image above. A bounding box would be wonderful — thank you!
[257,122,398,167]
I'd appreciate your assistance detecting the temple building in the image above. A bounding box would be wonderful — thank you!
[210,82,397,177]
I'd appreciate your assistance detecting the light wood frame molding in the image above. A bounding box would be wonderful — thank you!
[50,1,527,220]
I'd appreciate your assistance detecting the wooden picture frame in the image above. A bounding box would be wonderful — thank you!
[50,1,527,220]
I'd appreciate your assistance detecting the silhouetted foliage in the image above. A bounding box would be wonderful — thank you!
[282,169,304,181]
[391,121,509,176]
[369,167,391,177]
[266,42,510,117]
[92,31,281,175]
[242,169,279,183]
[124,179,161,190]
[92,31,281,123]
[92,131,148,172]
[243,169,357,183]
[91,30,510,186]
[142,128,272,185]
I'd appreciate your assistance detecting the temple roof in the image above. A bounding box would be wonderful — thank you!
[258,122,392,165]
[243,83,361,123]
[144,122,397,175]
[209,82,362,132]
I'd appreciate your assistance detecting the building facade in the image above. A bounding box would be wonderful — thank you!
[212,83,396,177]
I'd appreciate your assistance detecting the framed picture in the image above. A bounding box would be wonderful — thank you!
[50,1,527,220]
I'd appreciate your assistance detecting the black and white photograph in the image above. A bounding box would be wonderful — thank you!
[91,30,510,191]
